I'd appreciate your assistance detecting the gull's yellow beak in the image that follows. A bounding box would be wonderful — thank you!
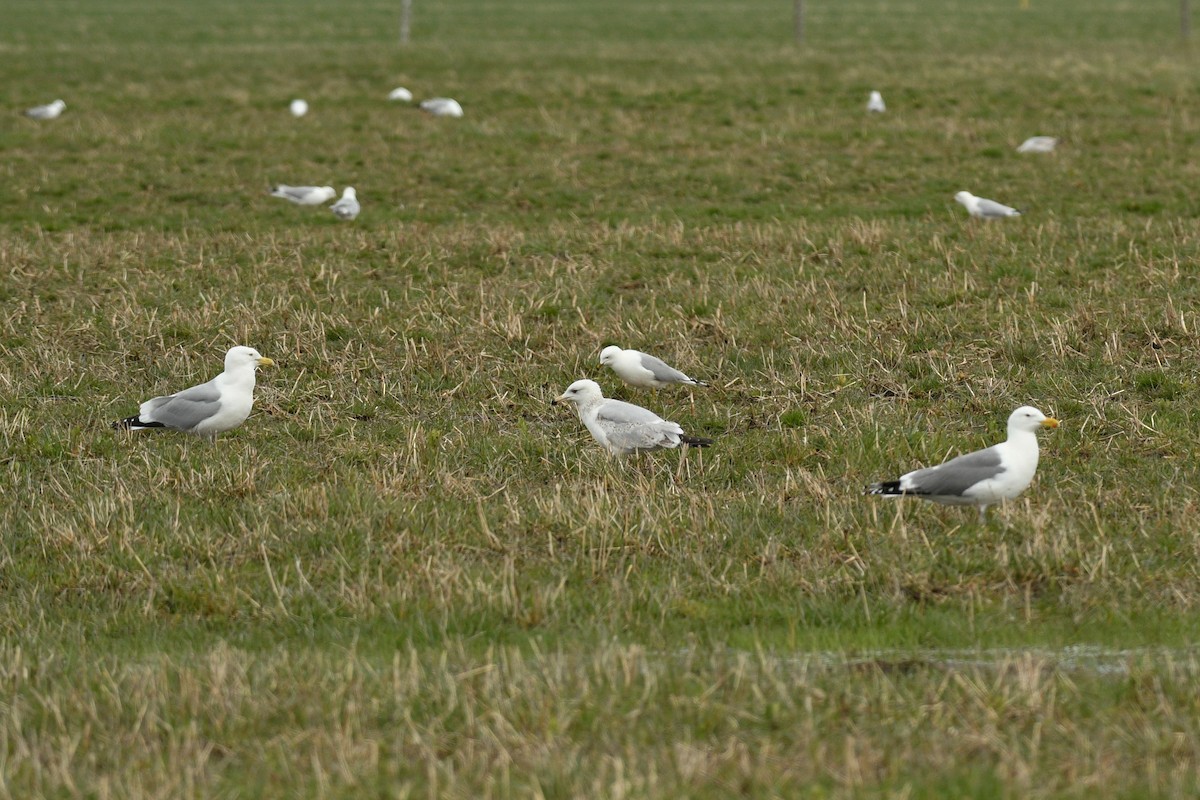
[1040,417,1059,429]
[258,357,275,367]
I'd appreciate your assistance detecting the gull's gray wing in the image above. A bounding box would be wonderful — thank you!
[976,198,1018,217]
[331,197,359,218]
[638,353,692,384]
[271,185,312,202]
[143,381,223,431]
[595,399,679,452]
[905,446,1005,496]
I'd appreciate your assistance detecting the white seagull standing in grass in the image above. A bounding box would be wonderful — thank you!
[599,346,708,389]
[112,346,274,441]
[419,97,464,118]
[388,87,414,102]
[553,379,712,456]
[955,190,1022,219]
[270,185,336,206]
[867,91,886,113]
[866,406,1059,522]
[25,99,66,120]
[330,187,360,220]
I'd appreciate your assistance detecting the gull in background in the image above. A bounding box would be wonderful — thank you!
[955,190,1021,219]
[420,97,464,118]
[25,99,66,120]
[330,187,360,220]
[388,87,414,102]
[553,379,712,456]
[289,99,309,118]
[866,406,1059,522]
[112,346,274,441]
[1017,136,1058,153]
[867,91,886,113]
[599,346,708,389]
[270,185,336,206]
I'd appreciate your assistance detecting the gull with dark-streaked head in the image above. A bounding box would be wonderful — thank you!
[599,346,708,389]
[112,346,274,441]
[866,405,1059,522]
[270,185,336,206]
[955,190,1021,220]
[552,379,712,456]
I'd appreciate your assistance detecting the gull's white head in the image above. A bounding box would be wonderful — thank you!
[954,191,974,206]
[553,379,604,408]
[319,187,336,201]
[599,346,622,366]
[342,187,357,199]
[53,100,66,109]
[225,346,275,372]
[1008,405,1059,433]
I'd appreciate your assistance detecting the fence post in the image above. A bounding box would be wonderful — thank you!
[1183,0,1192,38]
[794,0,805,44]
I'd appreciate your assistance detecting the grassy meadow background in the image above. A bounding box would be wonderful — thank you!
[3,0,1200,795]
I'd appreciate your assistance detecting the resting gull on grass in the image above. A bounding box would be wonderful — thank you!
[25,99,66,120]
[112,346,274,441]
[955,190,1021,220]
[599,346,708,389]
[270,185,336,206]
[866,91,886,113]
[330,187,360,220]
[866,406,1059,522]
[1017,136,1057,153]
[419,97,463,118]
[552,379,712,456]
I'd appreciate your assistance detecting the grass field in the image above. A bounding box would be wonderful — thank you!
[3,0,1200,796]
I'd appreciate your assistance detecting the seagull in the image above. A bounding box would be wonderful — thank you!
[599,346,708,389]
[419,97,464,118]
[25,99,66,120]
[112,346,274,441]
[330,187,360,220]
[866,406,1059,522]
[552,379,713,456]
[954,191,1022,219]
[270,185,336,206]
[867,91,886,113]
[289,99,309,118]
[388,87,414,102]
[1017,136,1057,153]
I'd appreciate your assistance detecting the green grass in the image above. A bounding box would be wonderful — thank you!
[3,0,1200,796]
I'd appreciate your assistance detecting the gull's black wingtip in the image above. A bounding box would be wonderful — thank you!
[865,480,902,496]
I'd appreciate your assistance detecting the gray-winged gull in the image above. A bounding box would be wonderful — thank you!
[330,187,360,220]
[866,405,1059,521]
[552,379,712,456]
[955,191,1022,219]
[112,346,274,440]
[599,346,708,389]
